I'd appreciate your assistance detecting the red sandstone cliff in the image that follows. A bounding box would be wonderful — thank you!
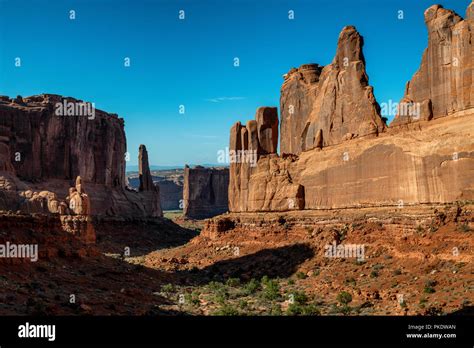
[0,94,162,219]
[228,2,474,213]
[391,3,473,125]
[280,26,385,155]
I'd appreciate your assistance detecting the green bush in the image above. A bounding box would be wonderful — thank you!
[207,281,224,291]
[291,291,308,305]
[296,272,307,280]
[161,284,174,293]
[286,303,320,316]
[337,291,352,305]
[262,279,281,301]
[424,286,436,294]
[225,278,241,287]
[243,278,260,295]
[214,304,239,316]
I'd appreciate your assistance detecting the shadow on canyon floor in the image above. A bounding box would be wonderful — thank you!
[174,243,315,286]
[95,217,199,257]
[0,216,314,315]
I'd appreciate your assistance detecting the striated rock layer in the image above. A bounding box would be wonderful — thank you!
[0,94,162,219]
[229,2,474,213]
[391,3,474,125]
[183,166,229,219]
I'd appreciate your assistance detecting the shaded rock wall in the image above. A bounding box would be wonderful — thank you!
[0,94,162,219]
[0,94,125,186]
[183,166,229,219]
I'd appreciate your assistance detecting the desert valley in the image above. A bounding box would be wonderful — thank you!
[0,1,473,319]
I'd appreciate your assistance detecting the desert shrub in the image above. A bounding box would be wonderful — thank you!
[370,270,379,278]
[184,292,200,307]
[423,286,436,294]
[226,278,240,287]
[238,299,248,309]
[161,284,174,293]
[243,278,260,295]
[269,304,282,315]
[393,269,402,276]
[373,264,384,271]
[344,277,356,286]
[296,272,307,280]
[458,223,471,233]
[337,291,352,305]
[286,303,320,316]
[290,291,308,305]
[340,304,352,315]
[262,279,281,301]
[424,305,443,316]
[213,304,239,316]
[207,281,224,291]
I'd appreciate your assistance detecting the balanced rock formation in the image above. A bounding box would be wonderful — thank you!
[0,94,162,219]
[183,166,229,219]
[391,2,474,125]
[228,3,474,213]
[60,176,96,244]
[280,26,385,155]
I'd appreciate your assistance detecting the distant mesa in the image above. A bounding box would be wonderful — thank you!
[183,166,229,219]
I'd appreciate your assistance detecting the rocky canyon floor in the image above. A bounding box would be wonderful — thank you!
[1,203,472,316]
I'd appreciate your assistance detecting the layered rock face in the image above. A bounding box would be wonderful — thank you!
[280,26,385,155]
[228,107,305,212]
[0,94,125,185]
[183,166,229,219]
[0,94,162,219]
[228,2,474,213]
[391,3,473,125]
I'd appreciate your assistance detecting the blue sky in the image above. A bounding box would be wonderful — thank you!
[0,0,470,166]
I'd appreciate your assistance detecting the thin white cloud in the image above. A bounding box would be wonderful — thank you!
[205,96,246,103]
